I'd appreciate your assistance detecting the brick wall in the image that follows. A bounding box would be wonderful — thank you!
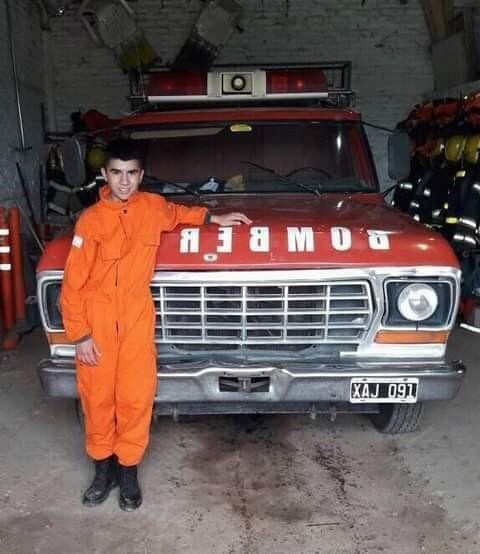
[48,0,434,188]
[0,0,45,214]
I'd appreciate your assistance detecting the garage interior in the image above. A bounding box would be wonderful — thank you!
[1,0,480,552]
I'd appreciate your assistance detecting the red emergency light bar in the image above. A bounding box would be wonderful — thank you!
[147,68,327,97]
[145,67,333,103]
[131,62,353,108]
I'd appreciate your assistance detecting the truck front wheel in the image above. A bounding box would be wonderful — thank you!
[368,402,424,433]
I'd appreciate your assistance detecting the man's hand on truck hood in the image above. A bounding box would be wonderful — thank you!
[211,212,252,226]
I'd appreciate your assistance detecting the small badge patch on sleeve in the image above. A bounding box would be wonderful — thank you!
[72,235,84,248]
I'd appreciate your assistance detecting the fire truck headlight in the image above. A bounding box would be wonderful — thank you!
[397,283,438,321]
[384,279,455,327]
[39,279,64,331]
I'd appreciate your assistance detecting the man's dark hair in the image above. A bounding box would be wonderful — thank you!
[104,138,144,168]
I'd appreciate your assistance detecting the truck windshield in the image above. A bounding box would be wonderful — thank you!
[134,120,378,195]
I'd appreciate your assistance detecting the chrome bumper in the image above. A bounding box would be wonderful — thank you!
[37,358,465,412]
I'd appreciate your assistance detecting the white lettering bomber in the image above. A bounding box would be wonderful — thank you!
[72,235,84,248]
[179,226,391,253]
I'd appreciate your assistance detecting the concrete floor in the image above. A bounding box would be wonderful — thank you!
[0,328,479,554]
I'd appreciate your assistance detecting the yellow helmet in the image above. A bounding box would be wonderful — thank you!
[445,135,467,163]
[465,135,480,165]
[430,137,445,159]
[86,146,106,171]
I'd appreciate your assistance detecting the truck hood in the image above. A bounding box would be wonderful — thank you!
[37,193,458,272]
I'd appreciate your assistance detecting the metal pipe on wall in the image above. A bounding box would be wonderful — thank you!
[34,0,50,28]
[42,29,58,132]
[5,0,27,152]
[34,0,59,132]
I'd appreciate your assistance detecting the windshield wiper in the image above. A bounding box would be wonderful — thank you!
[142,175,202,198]
[241,160,321,197]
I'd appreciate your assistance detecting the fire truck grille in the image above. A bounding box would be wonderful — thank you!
[151,280,373,345]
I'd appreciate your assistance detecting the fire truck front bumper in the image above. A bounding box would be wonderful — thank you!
[37,357,465,415]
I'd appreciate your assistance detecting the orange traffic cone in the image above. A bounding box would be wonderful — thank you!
[8,207,26,324]
[0,207,15,333]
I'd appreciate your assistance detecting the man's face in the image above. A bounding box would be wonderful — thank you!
[101,158,144,202]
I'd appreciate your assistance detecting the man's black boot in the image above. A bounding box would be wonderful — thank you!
[82,455,118,507]
[118,464,142,511]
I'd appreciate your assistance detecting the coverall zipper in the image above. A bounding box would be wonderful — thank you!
[115,262,119,340]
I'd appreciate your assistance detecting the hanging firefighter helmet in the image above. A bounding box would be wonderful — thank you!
[465,135,480,165]
[445,135,467,163]
[87,145,107,170]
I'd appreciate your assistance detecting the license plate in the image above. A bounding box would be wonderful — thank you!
[350,377,418,403]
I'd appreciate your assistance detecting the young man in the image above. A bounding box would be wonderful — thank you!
[60,139,251,511]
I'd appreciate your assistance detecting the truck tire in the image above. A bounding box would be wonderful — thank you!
[369,402,424,434]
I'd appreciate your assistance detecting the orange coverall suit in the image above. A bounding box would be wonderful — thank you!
[60,186,207,466]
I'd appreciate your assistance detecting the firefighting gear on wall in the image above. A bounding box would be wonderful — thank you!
[59,185,208,465]
[392,93,480,314]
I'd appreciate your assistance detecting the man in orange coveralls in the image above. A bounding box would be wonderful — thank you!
[60,139,251,511]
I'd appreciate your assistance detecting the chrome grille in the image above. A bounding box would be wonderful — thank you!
[151,279,373,344]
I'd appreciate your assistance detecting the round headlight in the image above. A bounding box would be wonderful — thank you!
[397,283,438,321]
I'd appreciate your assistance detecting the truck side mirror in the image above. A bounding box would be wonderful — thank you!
[388,129,411,181]
[60,138,86,188]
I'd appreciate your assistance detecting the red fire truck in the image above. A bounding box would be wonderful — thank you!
[36,63,465,433]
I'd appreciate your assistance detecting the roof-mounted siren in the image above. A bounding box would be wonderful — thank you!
[129,62,353,109]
